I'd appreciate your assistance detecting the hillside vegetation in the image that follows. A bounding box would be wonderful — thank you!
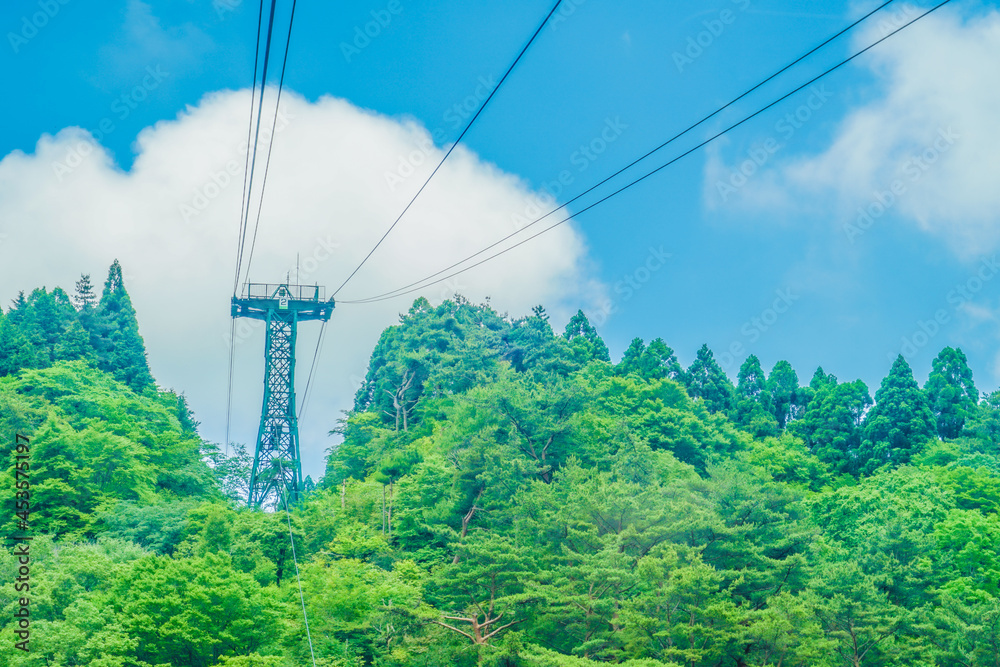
[3,266,1000,666]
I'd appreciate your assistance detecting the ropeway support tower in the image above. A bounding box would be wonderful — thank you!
[232,282,334,508]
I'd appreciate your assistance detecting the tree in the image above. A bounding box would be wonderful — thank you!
[684,344,734,414]
[791,378,872,475]
[732,355,779,436]
[563,310,610,363]
[925,347,979,439]
[767,360,800,429]
[90,260,154,392]
[859,355,936,475]
[74,273,97,310]
[616,337,683,382]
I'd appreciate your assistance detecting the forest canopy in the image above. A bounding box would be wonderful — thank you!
[4,269,1000,667]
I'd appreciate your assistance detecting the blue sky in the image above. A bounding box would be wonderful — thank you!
[3,0,999,478]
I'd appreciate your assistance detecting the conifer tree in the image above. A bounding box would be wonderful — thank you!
[616,337,683,382]
[859,355,936,474]
[562,309,610,363]
[733,354,778,436]
[925,347,979,439]
[92,260,154,392]
[74,274,96,310]
[767,360,800,428]
[684,344,735,413]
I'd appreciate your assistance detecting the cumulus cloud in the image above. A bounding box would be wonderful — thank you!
[0,88,605,479]
[705,4,1000,256]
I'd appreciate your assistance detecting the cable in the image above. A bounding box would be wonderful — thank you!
[339,0,899,304]
[234,0,280,293]
[331,0,565,298]
[244,0,299,285]
[281,487,317,667]
[340,0,952,304]
[225,317,237,458]
[297,320,328,420]
[233,0,266,296]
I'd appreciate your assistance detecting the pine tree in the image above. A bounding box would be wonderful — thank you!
[733,355,778,436]
[790,378,872,474]
[92,260,154,392]
[684,344,735,414]
[925,347,979,439]
[562,310,610,363]
[616,337,683,382]
[859,355,936,474]
[617,338,646,376]
[74,274,96,310]
[767,360,800,428]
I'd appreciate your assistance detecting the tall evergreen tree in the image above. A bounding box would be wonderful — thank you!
[790,378,872,474]
[91,260,154,392]
[74,273,97,310]
[615,337,683,382]
[859,355,936,474]
[562,310,610,363]
[925,347,979,439]
[684,344,735,414]
[733,355,778,436]
[767,360,800,428]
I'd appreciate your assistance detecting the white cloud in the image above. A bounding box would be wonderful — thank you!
[0,88,605,480]
[706,5,1000,257]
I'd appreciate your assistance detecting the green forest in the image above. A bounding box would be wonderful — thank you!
[4,262,1000,667]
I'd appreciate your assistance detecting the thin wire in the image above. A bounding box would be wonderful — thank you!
[331,0,565,298]
[340,0,899,304]
[225,317,237,458]
[297,320,328,420]
[244,0,299,285]
[234,0,280,293]
[341,0,952,304]
[282,487,317,667]
[233,0,266,295]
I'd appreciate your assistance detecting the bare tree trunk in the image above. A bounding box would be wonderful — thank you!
[341,480,346,509]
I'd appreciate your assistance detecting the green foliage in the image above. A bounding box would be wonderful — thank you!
[563,310,610,364]
[683,344,734,414]
[859,355,937,475]
[7,286,1000,667]
[791,376,872,475]
[925,346,979,439]
[616,337,684,383]
[732,354,779,437]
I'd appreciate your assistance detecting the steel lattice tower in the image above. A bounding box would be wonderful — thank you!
[232,283,334,508]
